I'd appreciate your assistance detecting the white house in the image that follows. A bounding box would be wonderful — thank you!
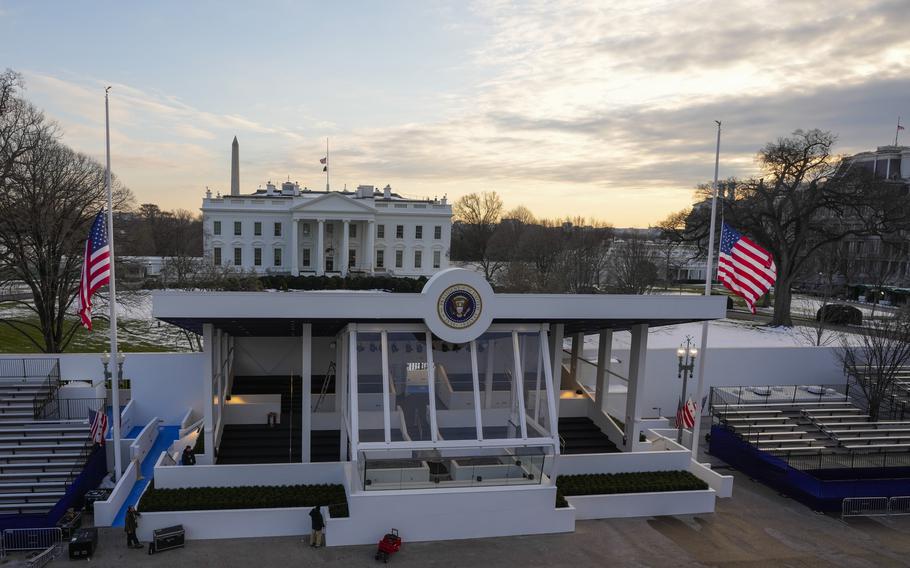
[202,139,452,278]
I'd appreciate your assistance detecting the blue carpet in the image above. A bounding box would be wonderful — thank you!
[111,425,180,527]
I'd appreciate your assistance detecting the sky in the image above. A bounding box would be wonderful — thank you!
[2,0,910,227]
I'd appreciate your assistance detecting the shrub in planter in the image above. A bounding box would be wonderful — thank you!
[557,471,708,496]
[137,482,349,518]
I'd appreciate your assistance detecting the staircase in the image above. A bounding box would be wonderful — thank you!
[0,377,92,515]
[558,417,620,454]
[218,375,341,464]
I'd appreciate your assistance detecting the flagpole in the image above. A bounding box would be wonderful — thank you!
[104,87,123,482]
[325,137,330,192]
[690,120,721,460]
[896,117,902,147]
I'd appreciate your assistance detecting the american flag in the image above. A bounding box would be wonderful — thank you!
[676,398,696,429]
[717,223,776,314]
[89,409,108,445]
[78,210,111,331]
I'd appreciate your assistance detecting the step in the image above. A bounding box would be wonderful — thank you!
[0,461,80,470]
[0,502,58,514]
[0,443,86,452]
[0,491,65,501]
[0,453,83,463]
[0,425,89,434]
[0,481,67,494]
[0,472,73,483]
[0,434,89,443]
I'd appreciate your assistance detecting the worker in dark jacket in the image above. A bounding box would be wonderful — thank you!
[125,506,142,549]
[309,505,325,548]
[181,445,196,465]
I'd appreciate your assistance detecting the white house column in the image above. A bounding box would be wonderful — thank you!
[342,220,350,277]
[301,324,312,462]
[366,220,375,272]
[291,219,299,276]
[316,219,325,276]
[201,323,214,465]
[624,323,649,452]
[567,332,583,390]
[595,329,612,415]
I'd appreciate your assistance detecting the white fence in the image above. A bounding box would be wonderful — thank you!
[841,496,910,518]
[2,527,63,553]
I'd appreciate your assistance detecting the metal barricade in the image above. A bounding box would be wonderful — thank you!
[889,496,910,516]
[841,496,889,518]
[26,545,58,567]
[2,528,63,553]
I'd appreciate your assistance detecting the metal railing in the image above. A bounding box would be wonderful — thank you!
[842,496,910,518]
[2,528,62,553]
[37,397,105,422]
[26,544,59,567]
[710,384,850,410]
[0,358,59,379]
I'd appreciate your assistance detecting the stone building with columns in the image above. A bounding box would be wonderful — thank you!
[202,181,452,277]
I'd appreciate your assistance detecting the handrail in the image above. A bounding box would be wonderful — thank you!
[32,362,62,420]
[66,438,97,490]
[313,360,336,412]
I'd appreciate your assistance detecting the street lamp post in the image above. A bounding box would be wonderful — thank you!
[101,352,125,479]
[676,336,698,445]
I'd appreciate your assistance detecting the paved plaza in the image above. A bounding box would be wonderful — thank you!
[29,465,910,568]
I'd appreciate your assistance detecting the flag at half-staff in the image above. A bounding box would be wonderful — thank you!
[89,408,108,445]
[676,398,696,429]
[717,222,776,314]
[78,210,112,331]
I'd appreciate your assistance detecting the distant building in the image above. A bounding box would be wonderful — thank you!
[202,138,453,277]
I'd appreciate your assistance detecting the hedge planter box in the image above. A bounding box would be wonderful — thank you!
[567,488,717,520]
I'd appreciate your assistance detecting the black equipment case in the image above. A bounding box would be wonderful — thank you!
[149,524,185,554]
[68,527,98,559]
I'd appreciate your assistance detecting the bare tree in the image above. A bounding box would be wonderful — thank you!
[452,191,504,281]
[839,309,910,421]
[0,74,133,351]
[608,236,659,294]
[654,209,689,290]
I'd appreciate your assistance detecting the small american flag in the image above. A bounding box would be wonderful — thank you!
[78,210,111,330]
[90,409,108,445]
[717,223,776,314]
[676,398,696,429]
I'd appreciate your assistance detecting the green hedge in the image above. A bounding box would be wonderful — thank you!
[557,471,708,498]
[259,274,428,293]
[138,482,348,518]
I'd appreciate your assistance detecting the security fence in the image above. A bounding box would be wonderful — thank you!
[1,527,63,557]
[842,496,910,518]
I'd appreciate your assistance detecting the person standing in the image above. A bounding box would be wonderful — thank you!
[181,445,196,465]
[125,506,142,549]
[309,505,325,548]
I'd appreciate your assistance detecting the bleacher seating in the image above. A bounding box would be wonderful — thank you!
[0,378,92,515]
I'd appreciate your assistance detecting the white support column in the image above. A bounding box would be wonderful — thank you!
[549,323,564,421]
[568,332,583,390]
[366,220,375,272]
[484,341,494,409]
[595,329,613,415]
[348,327,359,460]
[539,327,559,441]
[341,219,350,277]
[301,324,312,462]
[291,219,299,275]
[624,323,649,452]
[316,219,325,276]
[338,332,348,460]
[380,331,391,443]
[201,324,214,465]
[425,331,439,442]
[512,331,528,439]
[469,340,483,440]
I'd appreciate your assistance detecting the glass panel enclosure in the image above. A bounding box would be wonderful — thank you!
[388,332,431,442]
[356,332,385,443]
[519,332,550,437]
[431,340,477,441]
[475,332,520,439]
[360,446,551,491]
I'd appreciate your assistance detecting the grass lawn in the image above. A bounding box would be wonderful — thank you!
[0,302,190,354]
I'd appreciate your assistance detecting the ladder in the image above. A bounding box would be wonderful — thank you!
[313,361,336,413]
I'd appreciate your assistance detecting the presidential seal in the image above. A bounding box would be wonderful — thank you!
[437,284,482,329]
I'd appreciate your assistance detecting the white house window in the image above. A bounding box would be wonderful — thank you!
[303,248,311,267]
[274,222,282,237]
[273,248,282,267]
[233,247,242,266]
[327,223,334,235]
[396,225,404,239]
[434,225,442,240]
[415,225,423,239]
[349,224,357,238]
[376,250,385,268]
[303,223,311,237]
[254,222,262,236]
[349,249,356,268]
[377,224,385,239]
[254,247,262,266]
[213,221,221,236]
[395,250,403,268]
[414,250,422,269]
[433,250,441,269]
[234,221,242,236]
[213,247,222,266]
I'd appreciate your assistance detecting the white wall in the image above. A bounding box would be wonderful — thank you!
[3,353,204,426]
[567,488,716,520]
[94,460,139,527]
[130,418,160,464]
[153,460,345,489]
